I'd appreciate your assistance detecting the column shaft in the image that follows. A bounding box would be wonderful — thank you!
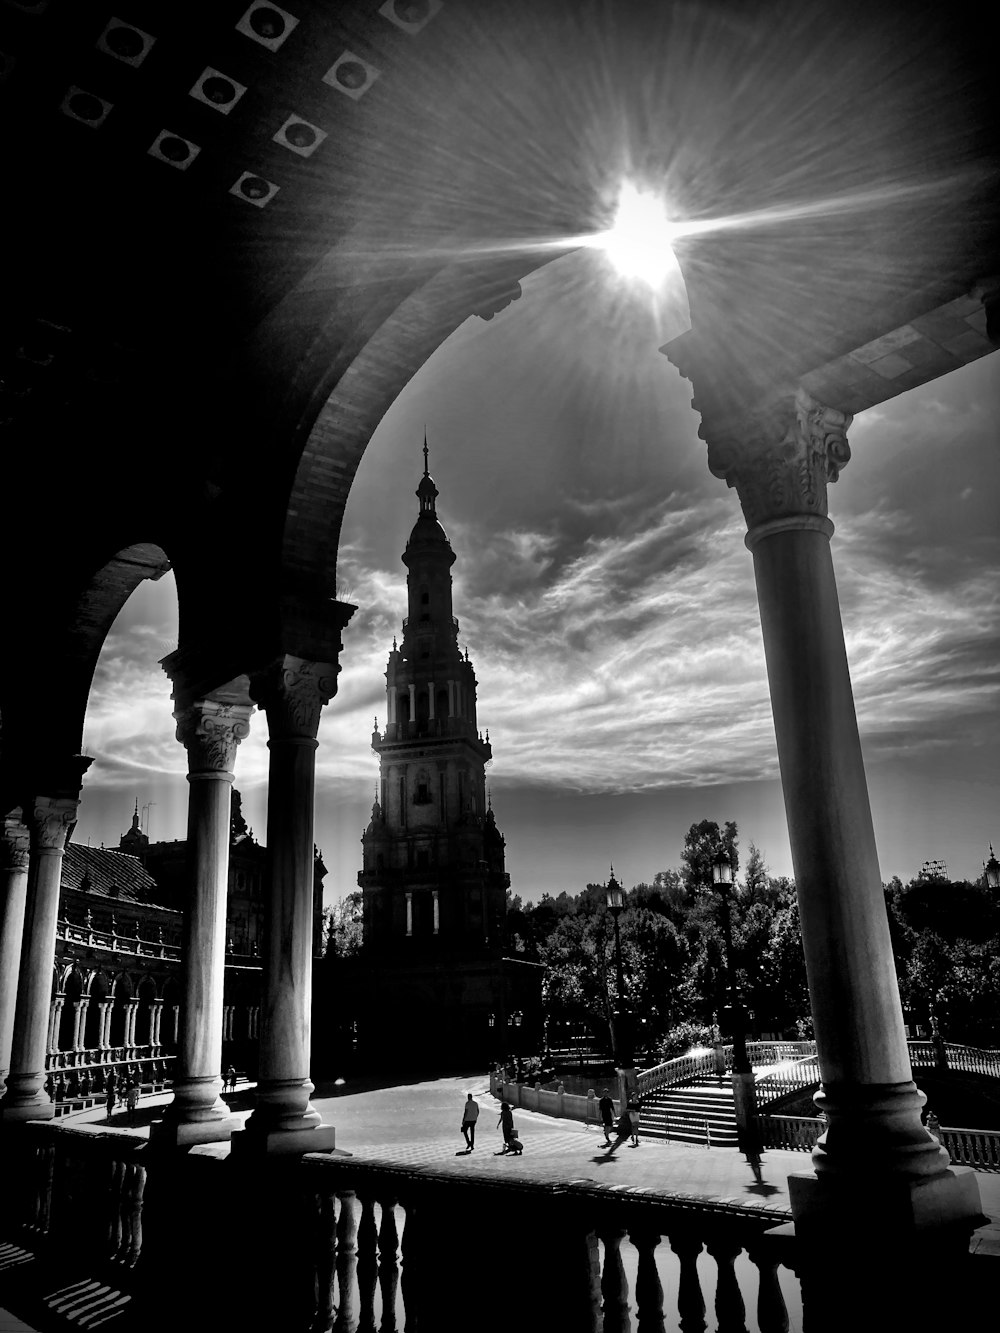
[0,818,31,1096]
[2,786,86,1121]
[154,696,251,1144]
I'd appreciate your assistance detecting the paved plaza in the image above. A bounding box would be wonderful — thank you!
[57,1072,1000,1225]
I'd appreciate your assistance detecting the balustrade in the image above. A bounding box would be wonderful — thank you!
[56,917,182,962]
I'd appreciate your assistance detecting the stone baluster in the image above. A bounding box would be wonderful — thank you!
[355,1193,378,1333]
[599,1227,632,1333]
[379,1195,401,1332]
[314,1190,338,1333]
[630,1228,665,1333]
[118,1160,146,1268]
[668,1234,706,1333]
[706,1237,748,1333]
[2,766,91,1121]
[237,651,348,1153]
[0,815,31,1099]
[399,1198,421,1330]
[746,1241,790,1333]
[336,1190,359,1333]
[152,688,252,1147]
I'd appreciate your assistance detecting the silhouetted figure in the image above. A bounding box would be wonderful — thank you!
[461,1093,480,1149]
[105,1070,118,1123]
[496,1100,515,1152]
[225,1064,237,1093]
[598,1090,616,1146]
[628,1098,641,1146]
[125,1077,140,1126]
[603,1108,633,1156]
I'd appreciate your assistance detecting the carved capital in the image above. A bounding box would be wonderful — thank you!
[175,699,253,774]
[1,815,30,871]
[250,655,339,742]
[707,387,852,532]
[29,795,80,852]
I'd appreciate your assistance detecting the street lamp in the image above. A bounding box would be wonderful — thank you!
[605,868,632,1069]
[711,850,751,1076]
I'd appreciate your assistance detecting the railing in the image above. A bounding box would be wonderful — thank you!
[57,918,181,960]
[760,1114,826,1152]
[908,1041,1000,1079]
[43,1053,175,1111]
[939,1126,1000,1172]
[755,1056,822,1106]
[636,1041,820,1100]
[636,1049,720,1097]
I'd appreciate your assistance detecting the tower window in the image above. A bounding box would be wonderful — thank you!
[420,591,429,604]
[415,781,430,804]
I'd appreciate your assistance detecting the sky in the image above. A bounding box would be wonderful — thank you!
[75,246,999,905]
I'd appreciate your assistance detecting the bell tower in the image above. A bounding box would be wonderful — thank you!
[359,438,508,957]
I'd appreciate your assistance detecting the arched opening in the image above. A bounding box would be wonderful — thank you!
[135,976,156,1047]
[84,972,109,1052]
[58,969,83,1052]
[109,974,133,1049]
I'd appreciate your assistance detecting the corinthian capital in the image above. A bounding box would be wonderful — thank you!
[29,795,81,851]
[175,699,253,775]
[707,388,853,533]
[2,815,30,871]
[250,654,339,742]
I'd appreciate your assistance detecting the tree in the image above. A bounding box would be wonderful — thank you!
[325,891,363,959]
[680,819,739,894]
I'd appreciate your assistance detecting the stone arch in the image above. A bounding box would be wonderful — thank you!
[1,542,172,776]
[108,972,134,1048]
[57,968,84,1053]
[83,971,110,1050]
[135,975,157,1047]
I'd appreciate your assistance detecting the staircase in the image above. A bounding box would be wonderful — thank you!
[639,1077,739,1147]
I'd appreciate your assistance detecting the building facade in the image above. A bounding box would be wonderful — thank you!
[354,446,542,1064]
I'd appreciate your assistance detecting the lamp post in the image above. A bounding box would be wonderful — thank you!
[984,845,1000,891]
[712,849,758,1159]
[606,868,633,1104]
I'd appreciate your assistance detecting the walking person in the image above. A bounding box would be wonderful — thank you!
[125,1076,140,1127]
[628,1098,641,1147]
[496,1100,514,1153]
[225,1064,237,1094]
[738,1120,764,1183]
[598,1089,616,1146]
[105,1069,118,1123]
[602,1106,633,1156]
[461,1092,480,1150]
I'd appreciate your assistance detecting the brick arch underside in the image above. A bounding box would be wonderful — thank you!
[1,543,173,786]
[280,254,557,600]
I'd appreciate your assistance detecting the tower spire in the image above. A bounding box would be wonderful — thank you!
[423,428,429,477]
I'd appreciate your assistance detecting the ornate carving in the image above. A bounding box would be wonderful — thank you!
[1,816,30,871]
[29,795,80,851]
[707,387,852,531]
[250,655,339,741]
[175,700,253,774]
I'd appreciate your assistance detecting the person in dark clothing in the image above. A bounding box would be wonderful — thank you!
[461,1093,480,1149]
[496,1100,515,1152]
[603,1108,633,1156]
[105,1070,118,1123]
[598,1089,616,1146]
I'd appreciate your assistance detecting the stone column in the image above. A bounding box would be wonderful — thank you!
[2,765,91,1122]
[48,997,64,1054]
[98,1000,113,1050]
[0,815,30,1098]
[707,387,980,1229]
[74,998,89,1052]
[235,655,341,1154]
[150,1000,163,1048]
[152,696,252,1148]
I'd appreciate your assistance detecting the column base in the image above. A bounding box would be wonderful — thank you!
[789,1164,985,1233]
[149,1115,238,1149]
[1,1092,54,1123]
[229,1123,346,1156]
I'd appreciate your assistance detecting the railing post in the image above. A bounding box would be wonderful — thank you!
[630,1228,665,1333]
[746,1239,790,1333]
[598,1226,631,1333]
[706,1236,748,1333]
[378,1195,400,1332]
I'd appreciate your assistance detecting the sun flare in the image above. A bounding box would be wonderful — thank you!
[599,183,677,287]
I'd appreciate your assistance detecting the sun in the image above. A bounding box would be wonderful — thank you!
[598,183,678,288]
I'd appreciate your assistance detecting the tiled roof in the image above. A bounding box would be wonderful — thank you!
[62,843,168,908]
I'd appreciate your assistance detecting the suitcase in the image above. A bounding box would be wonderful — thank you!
[507,1137,523,1155]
